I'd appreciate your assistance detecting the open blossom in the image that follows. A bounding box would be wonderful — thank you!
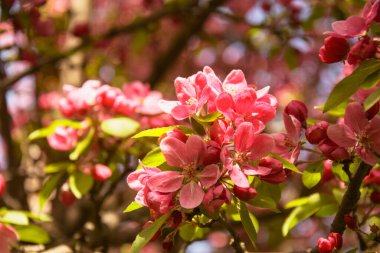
[147,135,220,209]
[0,223,19,253]
[221,122,274,187]
[327,102,380,165]
[47,126,78,151]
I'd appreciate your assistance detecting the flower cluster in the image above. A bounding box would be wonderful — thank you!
[127,67,306,239]
[317,232,342,253]
[319,0,380,65]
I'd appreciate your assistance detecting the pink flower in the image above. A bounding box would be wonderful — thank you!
[159,68,213,120]
[0,174,5,197]
[0,223,19,253]
[364,169,380,185]
[91,164,112,182]
[209,119,234,146]
[319,36,350,64]
[47,126,78,151]
[327,102,380,165]
[221,122,274,187]
[202,183,231,214]
[145,191,175,215]
[326,16,367,38]
[147,135,220,209]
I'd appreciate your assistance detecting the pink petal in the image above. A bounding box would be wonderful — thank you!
[357,147,377,166]
[249,134,274,160]
[283,113,302,144]
[332,16,366,38]
[158,100,180,114]
[216,92,235,119]
[175,77,196,104]
[344,102,368,134]
[229,165,249,188]
[183,135,207,166]
[368,116,380,154]
[223,69,247,95]
[147,171,184,193]
[0,224,19,241]
[171,104,192,120]
[198,164,220,188]
[234,122,256,153]
[179,181,205,209]
[251,102,276,124]
[127,170,146,191]
[234,89,257,115]
[243,165,272,176]
[327,124,356,148]
[160,137,188,167]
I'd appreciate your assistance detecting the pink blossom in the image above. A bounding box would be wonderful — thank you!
[326,16,367,38]
[209,119,234,146]
[202,183,231,214]
[0,223,19,253]
[47,126,78,151]
[221,122,274,187]
[92,164,112,182]
[147,135,220,209]
[364,169,380,185]
[327,102,380,165]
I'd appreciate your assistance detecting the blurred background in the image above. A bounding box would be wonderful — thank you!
[0,0,372,252]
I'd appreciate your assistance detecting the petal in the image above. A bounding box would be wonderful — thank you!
[0,224,19,241]
[234,122,256,153]
[216,92,235,119]
[249,134,274,160]
[179,181,205,209]
[147,171,184,193]
[344,102,368,134]
[234,89,257,115]
[223,69,247,95]
[357,147,377,166]
[332,16,366,38]
[158,100,180,114]
[327,124,356,148]
[171,104,192,120]
[184,135,207,166]
[243,165,272,176]
[198,164,220,188]
[160,137,187,167]
[175,77,196,104]
[283,113,302,144]
[127,170,147,191]
[229,165,249,188]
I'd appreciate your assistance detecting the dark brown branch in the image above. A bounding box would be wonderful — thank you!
[0,0,198,92]
[147,0,226,86]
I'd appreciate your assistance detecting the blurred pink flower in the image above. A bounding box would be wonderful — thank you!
[47,126,78,151]
[0,223,19,253]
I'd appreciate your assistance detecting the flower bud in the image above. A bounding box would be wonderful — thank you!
[321,160,334,182]
[347,37,377,65]
[159,129,188,143]
[0,174,5,197]
[319,36,350,63]
[344,214,357,229]
[143,221,161,241]
[306,121,329,144]
[370,191,380,203]
[317,238,334,253]
[59,190,76,206]
[92,164,112,182]
[328,232,342,249]
[233,185,257,201]
[284,100,308,126]
[72,22,90,37]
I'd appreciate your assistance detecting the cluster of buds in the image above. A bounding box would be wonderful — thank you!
[127,67,306,246]
[317,232,342,253]
[319,0,380,65]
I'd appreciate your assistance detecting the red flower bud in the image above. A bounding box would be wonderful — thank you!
[72,22,90,37]
[370,191,380,203]
[233,185,257,201]
[344,214,357,229]
[319,36,350,63]
[143,221,161,241]
[59,190,76,206]
[306,121,329,144]
[159,129,188,143]
[328,232,342,249]
[284,100,308,125]
[347,37,377,66]
[0,174,5,197]
[321,160,334,182]
[317,237,334,253]
[92,164,112,182]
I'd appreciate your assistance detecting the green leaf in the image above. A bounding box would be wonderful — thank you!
[332,163,349,183]
[123,201,143,213]
[269,153,301,174]
[364,87,380,111]
[132,125,194,139]
[101,117,140,138]
[69,127,95,161]
[29,119,85,140]
[44,162,73,174]
[131,211,172,253]
[69,171,94,198]
[302,161,323,189]
[285,196,309,209]
[248,181,281,212]
[315,100,348,117]
[193,112,222,123]
[239,201,257,248]
[179,223,209,241]
[282,204,320,236]
[361,69,380,89]
[15,224,50,244]
[316,204,338,217]
[138,147,166,168]
[0,210,29,225]
[324,59,380,112]
[39,172,65,210]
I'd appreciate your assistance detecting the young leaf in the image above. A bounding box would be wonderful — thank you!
[284,196,309,209]
[364,87,380,111]
[302,161,323,189]
[15,224,50,244]
[282,204,320,236]
[130,211,172,253]
[101,117,140,138]
[132,125,195,139]
[69,171,94,198]
[239,201,258,247]
[324,59,380,112]
[39,172,65,210]
[331,163,349,183]
[138,147,166,168]
[123,201,143,213]
[0,210,29,225]
[248,181,281,212]
[69,127,95,161]
[193,112,222,123]
[269,153,301,174]
[44,162,73,174]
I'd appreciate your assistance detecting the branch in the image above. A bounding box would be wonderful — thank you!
[147,0,226,86]
[0,0,198,92]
